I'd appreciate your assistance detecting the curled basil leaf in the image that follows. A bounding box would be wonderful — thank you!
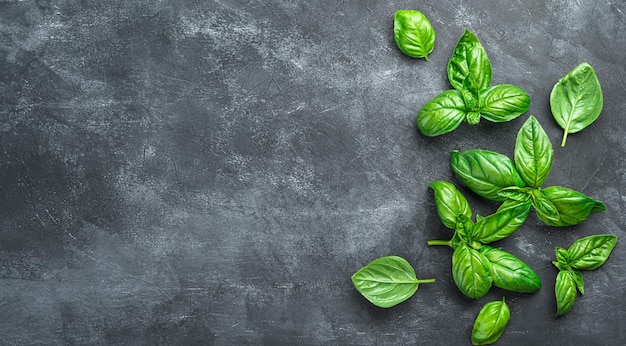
[571,269,585,295]
[479,84,530,123]
[472,203,531,244]
[536,186,606,227]
[451,149,526,201]
[566,234,617,271]
[393,10,436,60]
[430,181,472,230]
[514,115,553,188]
[480,246,541,293]
[553,247,570,271]
[452,244,493,299]
[448,29,492,93]
[351,256,435,308]
[471,297,510,346]
[550,62,603,147]
[555,270,577,316]
[529,188,560,223]
[417,90,467,136]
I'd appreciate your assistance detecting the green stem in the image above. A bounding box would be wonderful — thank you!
[427,239,451,246]
[418,278,436,284]
[561,126,569,147]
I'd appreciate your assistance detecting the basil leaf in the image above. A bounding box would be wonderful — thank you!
[514,116,553,188]
[351,256,435,308]
[393,10,436,60]
[457,214,476,243]
[555,270,577,316]
[451,149,527,201]
[550,62,603,147]
[480,246,541,293]
[566,234,617,271]
[417,90,467,136]
[452,244,493,299]
[497,187,532,203]
[473,203,531,244]
[479,84,530,123]
[471,297,510,346]
[447,29,492,93]
[571,269,585,295]
[537,186,605,227]
[530,188,560,223]
[554,247,570,270]
[430,181,472,230]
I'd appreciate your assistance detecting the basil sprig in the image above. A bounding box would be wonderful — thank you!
[550,62,603,147]
[417,30,530,136]
[471,297,510,345]
[352,256,435,308]
[451,116,606,227]
[393,10,436,60]
[427,181,540,299]
[552,235,617,316]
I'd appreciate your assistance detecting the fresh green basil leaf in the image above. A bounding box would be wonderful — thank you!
[514,116,553,188]
[480,246,541,293]
[555,270,577,316]
[451,150,527,202]
[393,10,436,60]
[457,214,475,242]
[479,84,530,123]
[462,79,480,111]
[497,187,532,203]
[471,297,510,346]
[351,256,435,308]
[473,203,531,244]
[447,29,492,93]
[571,269,585,295]
[466,111,481,125]
[452,244,493,299]
[555,247,570,268]
[430,181,472,230]
[566,234,617,271]
[537,186,605,227]
[417,90,467,136]
[530,188,560,223]
[550,62,603,147]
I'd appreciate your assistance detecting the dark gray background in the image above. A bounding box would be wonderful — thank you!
[1,0,625,345]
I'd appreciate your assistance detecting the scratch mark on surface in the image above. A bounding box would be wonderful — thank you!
[519,0,533,18]
[581,155,607,192]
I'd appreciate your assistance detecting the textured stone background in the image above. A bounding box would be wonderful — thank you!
[1,0,625,344]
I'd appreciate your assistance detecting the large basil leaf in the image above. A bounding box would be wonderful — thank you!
[447,29,492,93]
[417,90,467,136]
[530,188,560,223]
[351,256,435,308]
[480,246,541,293]
[550,62,603,147]
[514,116,553,188]
[452,244,493,299]
[479,84,530,122]
[451,149,526,201]
[566,234,617,271]
[471,297,510,346]
[393,10,436,60]
[430,181,472,230]
[473,203,531,244]
[537,186,606,227]
[555,270,577,316]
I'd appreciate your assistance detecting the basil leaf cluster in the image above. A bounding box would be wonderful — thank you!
[393,10,436,60]
[417,30,530,136]
[351,256,435,308]
[552,235,617,316]
[550,62,603,147]
[427,181,541,299]
[451,116,606,227]
[471,297,510,345]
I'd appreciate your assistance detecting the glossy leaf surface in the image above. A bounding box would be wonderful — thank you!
[514,116,553,188]
[471,297,510,346]
[417,90,467,136]
[448,29,492,93]
[472,203,531,244]
[394,10,436,60]
[537,186,606,226]
[567,234,617,271]
[452,244,492,299]
[480,246,541,293]
[479,84,530,122]
[430,181,472,230]
[555,270,577,316]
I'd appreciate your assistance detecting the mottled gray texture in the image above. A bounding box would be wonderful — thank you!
[1,0,625,344]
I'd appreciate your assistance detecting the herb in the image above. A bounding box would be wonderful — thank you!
[417,30,530,136]
[427,181,540,298]
[393,10,435,60]
[552,235,617,316]
[351,256,435,308]
[471,297,510,345]
[550,62,603,147]
[451,116,606,227]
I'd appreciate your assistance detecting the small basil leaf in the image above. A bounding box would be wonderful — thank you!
[473,203,531,244]
[452,244,493,299]
[571,269,585,295]
[393,10,436,60]
[466,111,481,125]
[457,214,476,242]
[351,256,435,308]
[537,186,605,227]
[480,246,541,293]
[417,90,467,136]
[479,84,530,123]
[447,29,492,93]
[555,247,570,268]
[566,234,617,271]
[462,79,480,111]
[530,188,560,223]
[497,187,532,203]
[514,116,553,188]
[451,149,526,202]
[430,181,472,230]
[555,270,577,316]
[471,297,510,346]
[550,62,603,147]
